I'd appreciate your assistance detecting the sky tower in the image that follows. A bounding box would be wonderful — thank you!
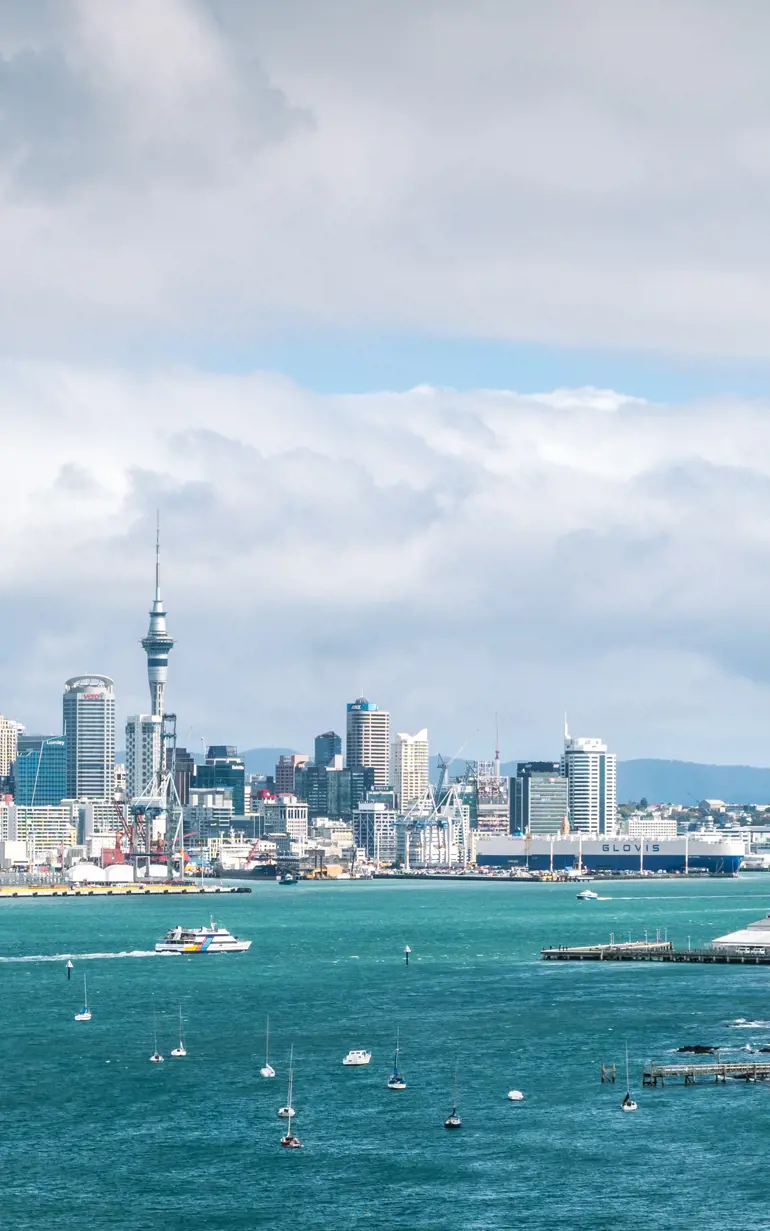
[141,517,174,717]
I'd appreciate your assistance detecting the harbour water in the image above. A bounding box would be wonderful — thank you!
[2,876,770,1230]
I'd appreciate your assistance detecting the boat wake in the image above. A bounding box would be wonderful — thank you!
[0,950,159,963]
[727,1018,770,1029]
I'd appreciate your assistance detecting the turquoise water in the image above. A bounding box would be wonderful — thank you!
[2,877,770,1230]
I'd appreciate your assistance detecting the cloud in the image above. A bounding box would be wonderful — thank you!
[1,363,769,763]
[0,1,768,357]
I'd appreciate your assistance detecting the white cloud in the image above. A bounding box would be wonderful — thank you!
[0,1,768,355]
[1,363,769,762]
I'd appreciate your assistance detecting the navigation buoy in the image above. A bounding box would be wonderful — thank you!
[66,960,73,981]
[404,945,411,967]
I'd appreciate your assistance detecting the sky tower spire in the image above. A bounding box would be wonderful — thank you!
[141,512,174,717]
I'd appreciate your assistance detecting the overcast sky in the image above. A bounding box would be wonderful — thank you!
[2,0,770,764]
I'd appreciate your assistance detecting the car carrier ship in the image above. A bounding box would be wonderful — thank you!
[475,833,744,875]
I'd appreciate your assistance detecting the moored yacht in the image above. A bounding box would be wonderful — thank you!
[155,920,251,954]
[342,1049,371,1066]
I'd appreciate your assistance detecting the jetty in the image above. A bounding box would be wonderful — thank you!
[0,884,252,899]
[643,1060,770,1085]
[541,941,770,965]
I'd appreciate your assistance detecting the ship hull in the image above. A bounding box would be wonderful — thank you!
[475,835,744,875]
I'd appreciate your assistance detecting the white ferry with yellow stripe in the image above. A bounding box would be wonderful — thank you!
[155,920,252,954]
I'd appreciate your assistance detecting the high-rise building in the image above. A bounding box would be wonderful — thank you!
[346,698,390,789]
[314,731,342,768]
[295,762,374,821]
[141,521,174,719]
[172,746,195,806]
[62,676,116,801]
[562,731,617,836]
[0,716,23,778]
[512,762,569,835]
[125,714,162,800]
[15,737,67,806]
[392,729,429,809]
[275,753,310,794]
[195,747,246,815]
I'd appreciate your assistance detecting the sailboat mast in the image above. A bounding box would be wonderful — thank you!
[266,1015,270,1065]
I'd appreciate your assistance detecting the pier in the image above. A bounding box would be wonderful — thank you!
[643,1061,770,1085]
[0,884,252,899]
[541,941,770,965]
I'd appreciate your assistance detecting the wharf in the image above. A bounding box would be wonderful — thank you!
[643,1061,770,1085]
[542,941,770,965]
[0,884,252,899]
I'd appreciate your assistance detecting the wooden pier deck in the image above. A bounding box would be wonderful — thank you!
[542,941,770,965]
[643,1061,770,1085]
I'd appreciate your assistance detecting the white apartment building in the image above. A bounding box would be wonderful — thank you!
[627,814,678,841]
[0,802,78,857]
[346,698,390,788]
[125,714,162,799]
[0,716,23,778]
[392,729,429,809]
[562,733,617,836]
[263,795,309,842]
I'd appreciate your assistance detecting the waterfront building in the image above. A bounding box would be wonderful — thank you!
[125,714,162,799]
[62,676,116,801]
[141,521,174,718]
[0,717,23,778]
[561,730,617,836]
[626,814,678,841]
[195,747,246,815]
[15,737,67,806]
[392,729,429,810]
[354,801,398,864]
[473,761,511,837]
[315,730,342,768]
[0,802,78,858]
[262,795,309,842]
[512,762,569,835]
[275,753,310,794]
[346,697,390,788]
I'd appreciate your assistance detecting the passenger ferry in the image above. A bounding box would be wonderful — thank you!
[155,920,252,954]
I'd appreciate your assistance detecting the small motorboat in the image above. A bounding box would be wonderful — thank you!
[342,1049,371,1066]
[279,1047,302,1148]
[576,890,600,901]
[260,1014,276,1078]
[74,974,92,1022]
[507,1089,524,1102]
[278,871,298,885]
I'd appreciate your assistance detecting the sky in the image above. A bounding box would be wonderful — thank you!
[2,0,770,764]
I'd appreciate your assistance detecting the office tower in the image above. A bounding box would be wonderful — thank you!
[392,729,429,809]
[295,763,375,821]
[0,716,22,778]
[63,676,116,801]
[172,746,195,806]
[275,753,310,794]
[15,737,67,806]
[512,762,569,835]
[125,714,162,799]
[562,729,617,836]
[314,731,342,768]
[141,520,174,718]
[346,698,390,788]
[195,747,246,814]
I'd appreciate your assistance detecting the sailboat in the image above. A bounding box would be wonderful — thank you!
[386,1029,406,1090]
[260,1015,276,1078]
[171,1006,187,1057]
[444,1066,462,1129]
[150,1011,164,1063]
[279,1046,301,1148]
[74,974,91,1022]
[621,1044,637,1111]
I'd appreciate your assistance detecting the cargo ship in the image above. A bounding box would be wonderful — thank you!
[475,833,744,875]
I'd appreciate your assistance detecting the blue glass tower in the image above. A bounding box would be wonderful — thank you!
[16,737,67,805]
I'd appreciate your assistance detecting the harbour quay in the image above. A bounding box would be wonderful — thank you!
[543,909,770,964]
[0,883,251,899]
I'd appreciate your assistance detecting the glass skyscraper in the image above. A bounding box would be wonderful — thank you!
[15,737,67,805]
[62,675,116,801]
